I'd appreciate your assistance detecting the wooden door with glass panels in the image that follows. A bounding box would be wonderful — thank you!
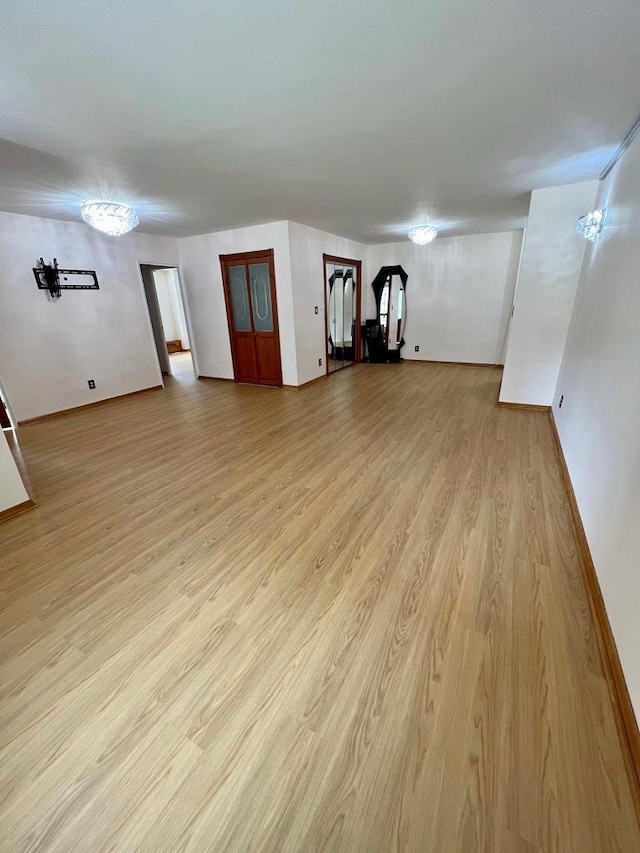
[220,249,282,386]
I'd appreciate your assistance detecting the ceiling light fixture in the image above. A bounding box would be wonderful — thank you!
[576,209,604,242]
[81,200,140,236]
[408,224,438,245]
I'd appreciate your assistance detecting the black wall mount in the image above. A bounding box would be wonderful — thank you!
[33,258,99,299]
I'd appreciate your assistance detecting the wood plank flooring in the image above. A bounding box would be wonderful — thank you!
[1,354,638,851]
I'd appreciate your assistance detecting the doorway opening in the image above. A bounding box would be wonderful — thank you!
[323,254,362,374]
[139,264,195,382]
[0,379,15,432]
[220,249,283,387]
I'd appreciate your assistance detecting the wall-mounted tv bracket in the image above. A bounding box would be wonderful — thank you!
[33,258,99,299]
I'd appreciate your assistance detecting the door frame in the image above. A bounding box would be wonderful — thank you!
[139,263,172,376]
[219,248,283,387]
[0,373,15,431]
[322,253,362,376]
[137,262,198,382]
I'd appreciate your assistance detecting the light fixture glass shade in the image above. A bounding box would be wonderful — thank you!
[408,224,438,245]
[576,209,603,242]
[81,201,139,236]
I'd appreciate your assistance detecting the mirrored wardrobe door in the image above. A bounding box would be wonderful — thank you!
[323,254,362,374]
[341,271,348,365]
[336,269,346,369]
[330,265,348,371]
[350,264,358,361]
[326,263,338,373]
[333,264,343,373]
[342,268,354,366]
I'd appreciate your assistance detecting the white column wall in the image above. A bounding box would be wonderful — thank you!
[499,181,599,405]
[552,140,640,716]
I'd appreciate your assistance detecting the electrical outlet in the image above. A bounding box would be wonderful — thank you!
[414,345,419,352]
[88,380,96,389]
[318,358,322,366]
[559,394,564,408]
[314,306,319,315]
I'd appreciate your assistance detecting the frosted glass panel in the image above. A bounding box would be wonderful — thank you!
[249,263,273,332]
[229,265,251,331]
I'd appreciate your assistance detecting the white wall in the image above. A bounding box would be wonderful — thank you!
[1,215,519,400]
[177,222,297,385]
[553,138,640,716]
[288,222,366,385]
[499,181,599,405]
[169,268,191,350]
[153,268,190,348]
[178,223,522,385]
[366,231,522,365]
[154,269,179,342]
[0,431,29,512]
[0,211,178,421]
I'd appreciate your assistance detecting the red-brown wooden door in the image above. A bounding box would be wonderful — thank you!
[220,250,282,387]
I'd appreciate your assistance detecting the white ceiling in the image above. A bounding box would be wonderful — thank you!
[1,0,639,241]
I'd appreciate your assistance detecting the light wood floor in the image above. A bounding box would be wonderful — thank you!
[1,354,638,852]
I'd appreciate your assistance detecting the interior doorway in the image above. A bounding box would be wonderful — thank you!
[140,264,194,380]
[0,387,13,431]
[0,369,16,431]
[220,249,282,387]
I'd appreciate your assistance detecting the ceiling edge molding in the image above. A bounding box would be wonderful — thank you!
[600,112,640,180]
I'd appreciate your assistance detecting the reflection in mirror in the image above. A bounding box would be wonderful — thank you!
[367,265,408,363]
[379,279,389,345]
[325,260,359,373]
[386,274,404,351]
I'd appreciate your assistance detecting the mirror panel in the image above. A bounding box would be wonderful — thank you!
[326,264,339,372]
[387,275,404,351]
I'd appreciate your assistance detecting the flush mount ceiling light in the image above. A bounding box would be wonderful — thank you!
[576,209,604,242]
[408,224,438,245]
[81,200,139,236]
